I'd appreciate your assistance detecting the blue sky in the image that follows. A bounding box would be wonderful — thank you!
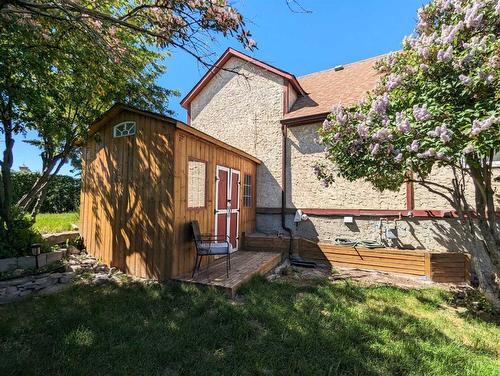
[12,0,425,175]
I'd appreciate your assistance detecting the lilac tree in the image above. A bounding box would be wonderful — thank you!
[317,0,499,298]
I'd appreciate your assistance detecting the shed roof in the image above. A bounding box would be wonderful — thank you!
[87,103,261,164]
[282,55,384,125]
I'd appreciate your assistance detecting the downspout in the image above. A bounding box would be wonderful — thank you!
[281,123,293,258]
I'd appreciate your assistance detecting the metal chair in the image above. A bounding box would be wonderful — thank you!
[190,221,231,278]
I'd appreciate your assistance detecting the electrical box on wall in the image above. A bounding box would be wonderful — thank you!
[343,216,354,224]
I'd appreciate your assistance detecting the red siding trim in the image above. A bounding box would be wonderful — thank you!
[256,207,499,219]
[406,181,414,211]
[281,112,329,127]
[187,105,191,126]
[180,48,306,108]
[283,82,289,115]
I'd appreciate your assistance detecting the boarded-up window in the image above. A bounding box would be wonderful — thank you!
[243,174,252,208]
[188,160,206,208]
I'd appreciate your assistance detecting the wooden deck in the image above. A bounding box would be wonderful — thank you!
[173,251,282,295]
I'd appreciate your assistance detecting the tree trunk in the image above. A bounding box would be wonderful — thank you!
[0,116,15,237]
[18,153,68,216]
[468,163,500,306]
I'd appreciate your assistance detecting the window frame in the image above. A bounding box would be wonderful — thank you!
[186,157,208,210]
[243,174,253,208]
[492,151,500,168]
[113,121,136,138]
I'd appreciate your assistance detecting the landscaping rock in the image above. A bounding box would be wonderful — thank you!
[67,245,80,255]
[42,231,79,245]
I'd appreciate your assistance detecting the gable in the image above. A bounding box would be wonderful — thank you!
[181,48,305,110]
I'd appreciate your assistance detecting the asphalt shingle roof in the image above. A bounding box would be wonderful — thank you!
[284,55,384,121]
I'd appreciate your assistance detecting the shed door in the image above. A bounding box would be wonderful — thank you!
[215,165,240,252]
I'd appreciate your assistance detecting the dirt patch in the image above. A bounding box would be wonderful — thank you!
[270,262,469,290]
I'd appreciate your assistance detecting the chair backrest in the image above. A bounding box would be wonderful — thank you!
[190,221,202,243]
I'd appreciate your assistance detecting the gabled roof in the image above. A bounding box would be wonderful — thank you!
[282,55,384,125]
[85,103,261,164]
[180,48,306,108]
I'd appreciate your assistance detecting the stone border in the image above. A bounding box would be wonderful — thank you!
[0,231,80,274]
[0,250,66,273]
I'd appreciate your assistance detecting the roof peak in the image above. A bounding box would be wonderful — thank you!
[298,52,390,79]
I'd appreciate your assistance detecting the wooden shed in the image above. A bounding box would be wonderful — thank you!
[80,104,260,280]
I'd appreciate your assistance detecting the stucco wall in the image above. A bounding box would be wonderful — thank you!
[414,166,500,210]
[190,56,284,208]
[287,122,407,209]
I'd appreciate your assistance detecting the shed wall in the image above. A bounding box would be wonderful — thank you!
[80,110,175,280]
[172,128,258,278]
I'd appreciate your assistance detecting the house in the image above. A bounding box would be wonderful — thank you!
[80,48,495,283]
[80,104,260,280]
[181,48,499,253]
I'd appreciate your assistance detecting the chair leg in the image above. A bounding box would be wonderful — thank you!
[192,254,199,278]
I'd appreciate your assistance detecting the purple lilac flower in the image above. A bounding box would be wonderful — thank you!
[496,0,500,15]
[471,116,499,136]
[464,3,484,29]
[396,112,411,133]
[420,64,429,71]
[437,45,453,62]
[386,74,401,90]
[417,46,429,59]
[334,132,341,140]
[394,153,403,163]
[355,112,366,121]
[372,93,389,116]
[459,74,471,85]
[427,124,453,143]
[372,128,392,142]
[407,140,419,153]
[479,71,494,83]
[370,143,380,157]
[331,106,348,125]
[440,21,463,44]
[413,104,431,122]
[463,144,475,154]
[313,165,321,177]
[357,123,369,138]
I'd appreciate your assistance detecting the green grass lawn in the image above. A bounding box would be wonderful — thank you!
[33,212,79,234]
[0,276,498,376]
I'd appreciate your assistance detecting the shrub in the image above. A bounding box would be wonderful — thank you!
[0,207,44,259]
[12,171,80,213]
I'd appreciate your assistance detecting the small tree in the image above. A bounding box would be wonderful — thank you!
[317,0,499,299]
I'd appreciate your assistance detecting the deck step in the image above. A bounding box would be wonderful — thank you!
[173,251,282,296]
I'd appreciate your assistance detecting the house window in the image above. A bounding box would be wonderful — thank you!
[113,121,136,138]
[493,151,500,167]
[188,160,206,208]
[243,174,252,208]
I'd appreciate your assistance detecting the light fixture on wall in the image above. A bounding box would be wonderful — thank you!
[93,132,102,144]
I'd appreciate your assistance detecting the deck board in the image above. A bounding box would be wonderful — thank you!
[174,251,281,295]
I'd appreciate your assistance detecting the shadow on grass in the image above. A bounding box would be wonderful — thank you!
[0,276,498,376]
